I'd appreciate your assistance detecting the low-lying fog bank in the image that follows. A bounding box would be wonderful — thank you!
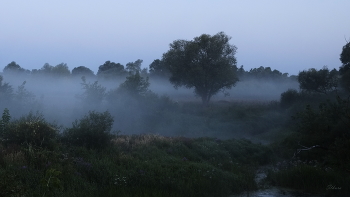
[0,74,298,139]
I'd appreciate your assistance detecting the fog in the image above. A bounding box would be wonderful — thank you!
[0,73,298,139]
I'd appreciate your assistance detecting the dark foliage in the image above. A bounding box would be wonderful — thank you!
[72,66,95,77]
[97,61,126,78]
[298,67,338,94]
[63,111,114,149]
[3,111,58,148]
[162,32,239,105]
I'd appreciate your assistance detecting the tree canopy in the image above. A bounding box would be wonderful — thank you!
[298,67,338,94]
[339,42,350,91]
[97,61,126,78]
[162,32,239,104]
[72,66,95,77]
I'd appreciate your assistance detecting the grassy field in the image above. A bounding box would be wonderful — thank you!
[0,98,349,196]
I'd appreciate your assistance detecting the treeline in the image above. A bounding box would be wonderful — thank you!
[1,59,296,82]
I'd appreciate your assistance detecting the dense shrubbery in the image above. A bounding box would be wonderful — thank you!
[62,111,114,149]
[1,110,58,149]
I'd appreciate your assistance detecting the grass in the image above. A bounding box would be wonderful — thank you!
[0,134,271,197]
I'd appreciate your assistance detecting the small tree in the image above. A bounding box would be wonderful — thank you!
[117,72,150,97]
[78,76,106,106]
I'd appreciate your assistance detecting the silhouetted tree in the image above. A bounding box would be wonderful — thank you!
[298,67,338,94]
[97,61,126,78]
[72,66,95,77]
[162,32,238,105]
[52,63,70,77]
[149,59,170,78]
[118,72,150,97]
[3,61,27,74]
[126,59,143,75]
[339,41,350,91]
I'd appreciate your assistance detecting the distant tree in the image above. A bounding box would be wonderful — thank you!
[118,72,150,97]
[97,61,126,78]
[126,59,143,75]
[162,32,239,105]
[237,65,246,76]
[149,59,170,78]
[52,63,70,77]
[298,67,338,94]
[14,81,36,107]
[339,42,350,91]
[79,76,106,106]
[72,66,95,77]
[140,67,149,78]
[39,63,54,74]
[0,75,14,105]
[3,61,26,74]
[248,66,283,79]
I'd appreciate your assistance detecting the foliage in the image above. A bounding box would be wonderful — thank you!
[279,95,350,180]
[33,63,71,78]
[14,81,36,106]
[3,111,58,148]
[339,42,350,91]
[40,168,63,196]
[0,75,14,105]
[125,59,143,75]
[97,61,126,78]
[3,61,27,74]
[52,63,71,77]
[149,59,170,78]
[280,89,300,108]
[79,76,106,106]
[0,108,11,137]
[63,111,114,149]
[72,66,95,77]
[117,72,150,97]
[162,32,239,105]
[298,67,338,94]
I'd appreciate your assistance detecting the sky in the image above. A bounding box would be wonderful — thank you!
[1,0,350,75]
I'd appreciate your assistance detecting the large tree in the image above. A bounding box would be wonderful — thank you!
[162,32,239,104]
[339,42,350,91]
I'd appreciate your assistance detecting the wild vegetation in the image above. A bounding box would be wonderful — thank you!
[0,32,349,196]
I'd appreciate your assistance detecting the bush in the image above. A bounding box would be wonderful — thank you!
[63,111,114,149]
[3,111,58,148]
[280,89,299,108]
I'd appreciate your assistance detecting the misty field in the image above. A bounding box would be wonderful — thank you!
[0,61,350,196]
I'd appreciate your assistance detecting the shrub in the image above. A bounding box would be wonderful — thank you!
[3,111,58,148]
[280,89,299,108]
[63,111,114,149]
